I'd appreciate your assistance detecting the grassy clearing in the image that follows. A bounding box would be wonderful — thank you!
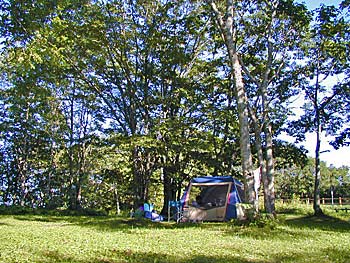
[0,208,349,263]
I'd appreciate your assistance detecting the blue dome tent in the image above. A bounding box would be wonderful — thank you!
[179,176,245,222]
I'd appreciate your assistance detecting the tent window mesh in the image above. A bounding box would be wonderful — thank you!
[189,185,229,209]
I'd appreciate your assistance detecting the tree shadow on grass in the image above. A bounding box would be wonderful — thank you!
[220,213,350,242]
[36,247,267,263]
[270,246,350,263]
[284,214,350,232]
[11,212,350,235]
[36,246,350,263]
[12,214,207,232]
[73,217,205,232]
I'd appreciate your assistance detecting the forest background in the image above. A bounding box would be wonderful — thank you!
[0,0,349,216]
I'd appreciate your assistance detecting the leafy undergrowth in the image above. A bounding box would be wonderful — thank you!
[0,209,349,263]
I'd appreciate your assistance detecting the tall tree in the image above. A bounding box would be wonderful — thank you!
[238,0,311,214]
[289,3,350,215]
[0,0,104,209]
[0,69,65,207]
[205,0,256,212]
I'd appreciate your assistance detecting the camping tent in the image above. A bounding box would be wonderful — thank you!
[180,176,244,222]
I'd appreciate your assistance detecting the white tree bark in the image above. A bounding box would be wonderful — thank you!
[206,0,256,211]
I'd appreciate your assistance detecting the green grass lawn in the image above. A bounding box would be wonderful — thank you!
[0,209,349,263]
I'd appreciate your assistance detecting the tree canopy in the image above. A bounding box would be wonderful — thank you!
[0,0,349,215]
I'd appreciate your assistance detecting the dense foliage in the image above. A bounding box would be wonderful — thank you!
[0,0,349,214]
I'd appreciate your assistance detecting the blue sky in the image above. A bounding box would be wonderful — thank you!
[281,0,349,168]
[301,0,343,9]
[304,0,349,168]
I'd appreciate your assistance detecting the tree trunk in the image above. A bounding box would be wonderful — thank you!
[313,115,323,215]
[113,184,121,215]
[68,95,77,210]
[160,164,177,216]
[251,113,265,207]
[260,10,276,215]
[264,123,275,215]
[313,63,323,216]
[231,53,256,209]
[251,109,275,215]
[131,148,154,208]
[207,0,256,211]
[132,147,144,208]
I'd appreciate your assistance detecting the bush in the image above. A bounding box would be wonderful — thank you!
[0,205,35,215]
[0,205,107,216]
[230,212,281,229]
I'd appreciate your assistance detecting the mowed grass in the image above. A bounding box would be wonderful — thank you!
[0,209,349,263]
